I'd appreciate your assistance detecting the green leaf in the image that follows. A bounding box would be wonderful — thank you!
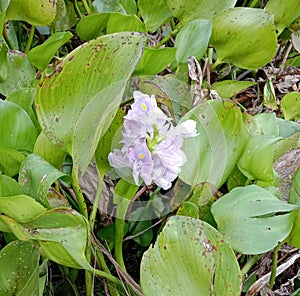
[292,31,300,53]
[134,47,176,75]
[211,80,256,99]
[166,0,237,24]
[263,78,277,110]
[136,74,193,122]
[253,113,279,136]
[76,13,110,41]
[0,1,9,40]
[0,42,8,81]
[33,131,66,170]
[138,0,172,32]
[140,215,241,296]
[6,88,39,129]
[36,32,146,171]
[174,19,212,63]
[265,0,300,35]
[281,92,300,120]
[211,185,298,254]
[29,209,91,269]
[176,201,199,218]
[179,100,248,188]
[0,240,40,296]
[238,135,281,182]
[92,0,126,13]
[6,208,91,269]
[0,100,38,151]
[106,12,146,34]
[0,173,23,196]
[0,195,46,222]
[6,0,56,26]
[19,154,66,208]
[210,8,277,69]
[0,50,35,96]
[54,0,77,31]
[77,12,146,41]
[28,32,73,71]
[95,109,125,176]
[0,145,25,177]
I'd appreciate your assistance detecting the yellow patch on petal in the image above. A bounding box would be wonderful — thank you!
[141,102,147,111]
[139,153,144,159]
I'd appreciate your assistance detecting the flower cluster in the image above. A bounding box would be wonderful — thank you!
[108,91,197,190]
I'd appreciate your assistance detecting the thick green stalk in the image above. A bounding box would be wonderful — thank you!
[89,172,104,230]
[114,199,131,271]
[241,254,263,278]
[269,242,284,289]
[24,25,35,53]
[71,165,88,219]
[96,248,120,296]
[113,179,139,271]
[154,25,182,49]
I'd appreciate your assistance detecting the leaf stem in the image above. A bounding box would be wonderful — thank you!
[81,0,91,15]
[25,25,35,54]
[71,165,88,219]
[154,25,182,49]
[269,241,284,289]
[3,27,15,50]
[89,172,104,230]
[241,254,263,278]
[114,199,130,271]
[95,248,120,296]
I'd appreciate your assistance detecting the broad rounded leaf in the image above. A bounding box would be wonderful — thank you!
[77,12,146,41]
[281,92,300,120]
[6,0,56,26]
[210,8,277,69]
[138,0,172,32]
[0,194,46,222]
[0,174,23,197]
[179,100,248,188]
[76,13,110,41]
[265,0,300,34]
[175,19,212,63]
[134,47,176,75]
[28,31,73,71]
[141,215,242,296]
[7,208,91,270]
[0,50,35,96]
[0,240,40,296]
[237,135,281,182]
[35,32,146,167]
[19,154,66,208]
[166,0,237,24]
[0,100,38,151]
[211,80,256,99]
[0,145,25,177]
[211,185,298,254]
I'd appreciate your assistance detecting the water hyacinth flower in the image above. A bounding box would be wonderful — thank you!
[108,91,197,190]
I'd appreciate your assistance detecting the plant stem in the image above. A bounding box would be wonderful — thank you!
[71,165,88,219]
[154,25,182,49]
[114,199,131,271]
[3,28,15,50]
[269,241,284,289]
[82,0,91,15]
[241,254,263,278]
[24,25,35,53]
[74,0,83,19]
[89,172,103,230]
[92,267,125,288]
[96,248,120,296]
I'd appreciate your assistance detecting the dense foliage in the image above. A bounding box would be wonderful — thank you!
[0,0,299,295]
